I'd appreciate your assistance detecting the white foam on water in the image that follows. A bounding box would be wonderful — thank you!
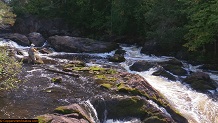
[0,40,29,49]
[105,118,141,123]
[120,45,218,123]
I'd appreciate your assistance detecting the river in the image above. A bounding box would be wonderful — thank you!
[0,40,217,123]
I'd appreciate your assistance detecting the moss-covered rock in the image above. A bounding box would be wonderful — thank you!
[35,115,53,123]
[97,72,188,123]
[61,62,188,123]
[100,83,113,89]
[93,96,174,123]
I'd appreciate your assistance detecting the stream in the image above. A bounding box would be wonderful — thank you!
[0,40,218,123]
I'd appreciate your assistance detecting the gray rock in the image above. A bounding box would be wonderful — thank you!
[0,33,30,46]
[47,36,119,53]
[28,32,46,47]
[130,61,156,72]
[183,72,217,92]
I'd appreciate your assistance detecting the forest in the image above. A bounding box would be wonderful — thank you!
[1,0,218,63]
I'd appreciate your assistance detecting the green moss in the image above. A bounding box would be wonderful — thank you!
[89,66,105,71]
[51,77,62,84]
[64,61,86,68]
[54,106,76,114]
[101,83,113,89]
[117,83,140,95]
[95,74,107,79]
[35,116,52,123]
[72,67,90,71]
[95,74,117,82]
[106,68,117,74]
[109,96,147,118]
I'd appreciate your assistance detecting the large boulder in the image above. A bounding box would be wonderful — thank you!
[162,64,187,76]
[35,103,95,123]
[183,72,217,92]
[158,58,187,76]
[152,67,177,81]
[97,71,188,123]
[129,61,156,72]
[47,36,119,53]
[161,58,183,66]
[108,49,126,62]
[12,15,71,38]
[93,96,174,123]
[28,32,46,47]
[0,33,30,46]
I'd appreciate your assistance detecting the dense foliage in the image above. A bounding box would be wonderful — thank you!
[0,1,16,29]
[7,0,218,62]
[0,46,22,90]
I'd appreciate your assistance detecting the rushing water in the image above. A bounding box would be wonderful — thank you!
[0,39,218,123]
[119,45,218,123]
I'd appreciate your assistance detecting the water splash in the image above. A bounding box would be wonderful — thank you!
[105,118,141,123]
[0,39,29,49]
[82,100,100,123]
[121,45,218,123]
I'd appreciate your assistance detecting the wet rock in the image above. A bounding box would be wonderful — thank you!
[157,58,187,76]
[28,32,46,47]
[0,33,30,46]
[152,67,177,81]
[162,64,187,76]
[36,104,94,123]
[96,71,188,123]
[93,96,174,123]
[108,49,126,62]
[108,54,125,62]
[38,48,53,54]
[199,64,218,71]
[183,72,217,92]
[163,58,183,66]
[143,116,172,123]
[47,36,119,53]
[129,61,156,72]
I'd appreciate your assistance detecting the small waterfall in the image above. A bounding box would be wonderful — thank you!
[120,45,218,123]
[82,100,100,123]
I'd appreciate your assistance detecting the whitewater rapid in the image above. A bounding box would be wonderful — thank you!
[1,39,218,123]
[120,45,218,123]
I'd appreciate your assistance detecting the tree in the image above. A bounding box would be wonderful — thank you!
[183,0,218,54]
[0,1,16,29]
[143,0,187,54]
